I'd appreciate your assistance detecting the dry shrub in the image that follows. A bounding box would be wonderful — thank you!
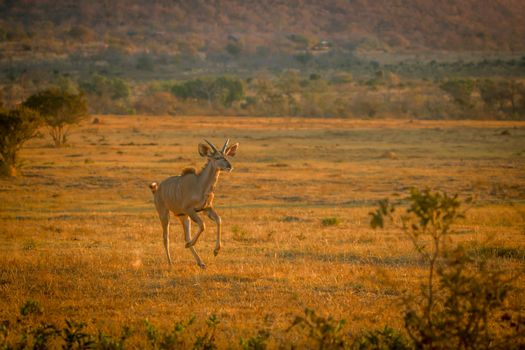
[134,91,178,115]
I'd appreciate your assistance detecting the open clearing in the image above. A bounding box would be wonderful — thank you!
[1,116,524,346]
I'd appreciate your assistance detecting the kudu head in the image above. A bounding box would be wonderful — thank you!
[198,139,239,172]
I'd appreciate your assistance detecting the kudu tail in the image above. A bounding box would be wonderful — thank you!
[149,182,158,194]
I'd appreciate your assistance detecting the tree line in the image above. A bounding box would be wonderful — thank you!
[3,74,525,177]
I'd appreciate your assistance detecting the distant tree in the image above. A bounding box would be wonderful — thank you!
[68,25,95,41]
[251,76,289,116]
[497,80,521,115]
[171,77,243,108]
[23,89,88,147]
[479,79,524,116]
[439,79,475,109]
[225,43,242,58]
[136,53,155,71]
[294,52,313,67]
[0,107,41,176]
[214,77,243,107]
[110,79,131,100]
[286,34,310,48]
[478,80,502,110]
[276,71,301,115]
[255,45,270,58]
[80,74,130,100]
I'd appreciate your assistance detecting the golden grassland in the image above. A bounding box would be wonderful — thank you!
[1,116,524,346]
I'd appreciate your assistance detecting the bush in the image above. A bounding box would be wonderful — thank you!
[134,92,178,115]
[0,106,42,176]
[439,79,475,109]
[370,188,525,349]
[321,217,339,227]
[171,77,244,109]
[288,308,348,349]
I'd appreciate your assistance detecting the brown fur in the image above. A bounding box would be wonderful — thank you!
[181,167,197,176]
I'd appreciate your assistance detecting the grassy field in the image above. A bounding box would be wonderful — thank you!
[1,116,524,347]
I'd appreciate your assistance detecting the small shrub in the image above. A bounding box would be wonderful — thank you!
[232,225,250,241]
[321,217,339,227]
[240,329,270,350]
[30,323,60,349]
[354,326,409,350]
[193,314,219,350]
[288,308,347,349]
[62,319,94,349]
[96,326,132,350]
[145,316,195,349]
[20,300,43,316]
[22,239,36,251]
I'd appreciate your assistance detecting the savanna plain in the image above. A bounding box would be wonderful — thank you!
[1,116,524,347]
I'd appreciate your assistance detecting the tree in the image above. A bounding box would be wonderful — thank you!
[170,77,243,108]
[80,74,130,100]
[294,52,313,67]
[439,79,475,109]
[23,89,88,147]
[479,79,524,117]
[136,52,155,71]
[0,107,41,176]
[213,77,243,107]
[225,43,242,58]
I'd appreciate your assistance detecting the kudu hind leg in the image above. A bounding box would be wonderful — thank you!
[158,209,172,265]
[180,216,205,269]
[206,208,222,256]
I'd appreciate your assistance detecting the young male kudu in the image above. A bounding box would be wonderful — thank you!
[149,139,238,269]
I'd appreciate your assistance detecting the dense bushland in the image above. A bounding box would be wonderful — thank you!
[4,70,525,119]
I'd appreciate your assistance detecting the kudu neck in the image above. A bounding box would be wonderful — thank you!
[198,160,220,192]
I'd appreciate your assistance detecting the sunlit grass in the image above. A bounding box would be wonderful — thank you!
[1,116,524,346]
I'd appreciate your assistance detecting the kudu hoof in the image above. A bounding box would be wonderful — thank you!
[197,262,206,269]
[213,248,220,256]
[185,241,194,248]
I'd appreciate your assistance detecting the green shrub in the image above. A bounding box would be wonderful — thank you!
[20,300,43,316]
[354,326,409,350]
[321,217,339,227]
[370,188,524,349]
[240,330,270,350]
[288,308,347,349]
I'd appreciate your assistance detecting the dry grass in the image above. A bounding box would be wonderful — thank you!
[1,116,524,346]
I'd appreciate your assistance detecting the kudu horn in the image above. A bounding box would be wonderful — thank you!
[221,139,230,153]
[205,139,219,154]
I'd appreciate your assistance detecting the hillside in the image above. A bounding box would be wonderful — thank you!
[1,0,525,62]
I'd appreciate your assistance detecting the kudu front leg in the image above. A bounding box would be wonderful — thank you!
[205,208,222,256]
[185,209,205,248]
[179,216,205,269]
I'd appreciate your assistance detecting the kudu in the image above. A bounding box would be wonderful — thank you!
[149,139,238,268]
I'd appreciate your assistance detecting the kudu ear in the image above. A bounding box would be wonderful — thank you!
[198,143,214,157]
[224,143,239,157]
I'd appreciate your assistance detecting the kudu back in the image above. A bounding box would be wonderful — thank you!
[149,139,239,268]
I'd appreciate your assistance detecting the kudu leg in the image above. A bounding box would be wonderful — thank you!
[205,208,222,256]
[179,216,205,269]
[158,209,172,265]
[185,209,205,248]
